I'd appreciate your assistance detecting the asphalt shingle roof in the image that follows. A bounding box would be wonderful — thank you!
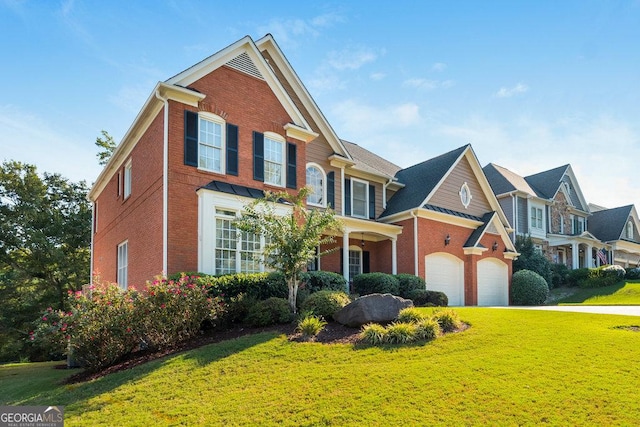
[524,164,569,199]
[483,163,537,196]
[341,140,402,179]
[380,145,468,218]
[588,205,633,242]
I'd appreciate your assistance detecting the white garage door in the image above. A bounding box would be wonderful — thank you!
[477,258,508,306]
[425,253,465,306]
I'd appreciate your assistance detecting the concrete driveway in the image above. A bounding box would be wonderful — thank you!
[497,305,640,316]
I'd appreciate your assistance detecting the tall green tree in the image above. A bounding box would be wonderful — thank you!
[513,235,553,288]
[234,188,343,313]
[95,130,116,166]
[0,161,91,361]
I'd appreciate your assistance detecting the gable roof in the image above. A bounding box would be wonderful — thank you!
[524,164,569,199]
[588,205,634,242]
[381,145,468,218]
[483,163,537,197]
[342,140,401,179]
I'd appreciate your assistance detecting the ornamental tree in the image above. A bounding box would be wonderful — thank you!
[234,187,343,313]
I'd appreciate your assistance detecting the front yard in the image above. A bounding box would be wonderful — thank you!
[2,308,639,425]
[550,281,640,305]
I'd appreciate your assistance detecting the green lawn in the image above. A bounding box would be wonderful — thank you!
[553,281,640,305]
[2,308,640,425]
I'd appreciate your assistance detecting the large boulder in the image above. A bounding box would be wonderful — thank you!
[333,293,413,327]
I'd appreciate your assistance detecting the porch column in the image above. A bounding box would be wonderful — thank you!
[586,244,593,268]
[572,243,579,269]
[391,237,397,275]
[342,231,349,285]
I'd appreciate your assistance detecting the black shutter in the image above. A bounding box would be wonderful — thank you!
[286,142,297,189]
[253,131,264,182]
[327,171,335,208]
[184,110,198,166]
[363,251,370,274]
[369,185,376,219]
[345,178,351,216]
[226,123,238,176]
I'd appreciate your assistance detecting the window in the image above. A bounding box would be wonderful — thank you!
[123,160,132,199]
[214,209,262,275]
[264,135,284,186]
[307,246,320,271]
[531,207,543,230]
[117,241,128,290]
[348,248,362,281]
[571,215,585,234]
[459,182,472,208]
[351,179,368,218]
[198,115,224,173]
[306,165,325,206]
[627,221,634,240]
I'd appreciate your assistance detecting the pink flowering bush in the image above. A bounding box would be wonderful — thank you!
[138,274,222,349]
[31,275,222,371]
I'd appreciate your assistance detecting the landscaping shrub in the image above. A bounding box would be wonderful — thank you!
[203,272,288,301]
[395,274,425,298]
[297,314,327,339]
[566,268,589,287]
[300,290,351,320]
[626,267,640,280]
[513,235,553,287]
[408,289,449,307]
[352,272,399,296]
[396,307,428,324]
[360,323,387,345]
[138,275,217,349]
[511,269,549,305]
[551,263,570,288]
[385,322,417,344]
[217,293,258,327]
[245,297,293,327]
[68,285,141,370]
[300,271,347,293]
[582,265,626,288]
[432,309,462,333]
[415,318,440,341]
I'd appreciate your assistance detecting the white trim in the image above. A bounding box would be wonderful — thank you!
[350,177,369,219]
[305,162,327,208]
[117,240,128,290]
[90,202,95,285]
[155,90,169,277]
[263,132,286,187]
[123,159,132,199]
[459,182,472,209]
[197,112,226,175]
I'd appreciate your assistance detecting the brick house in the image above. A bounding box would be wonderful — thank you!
[89,34,517,306]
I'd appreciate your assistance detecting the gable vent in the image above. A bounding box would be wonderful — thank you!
[225,52,264,80]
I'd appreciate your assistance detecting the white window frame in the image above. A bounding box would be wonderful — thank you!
[306,163,326,207]
[459,182,472,209]
[627,221,634,240]
[348,245,363,282]
[351,178,369,219]
[214,208,264,275]
[123,159,132,199]
[117,241,128,290]
[264,132,285,187]
[198,113,226,174]
[531,207,543,230]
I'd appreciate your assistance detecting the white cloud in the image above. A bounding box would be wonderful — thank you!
[403,78,455,90]
[431,62,447,72]
[370,72,386,81]
[0,105,99,183]
[258,12,345,49]
[108,83,153,115]
[327,47,378,70]
[495,83,529,98]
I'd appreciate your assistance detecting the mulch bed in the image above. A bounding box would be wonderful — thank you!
[61,322,361,384]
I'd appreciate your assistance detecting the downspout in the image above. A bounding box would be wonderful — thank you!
[410,209,419,276]
[340,167,345,216]
[89,201,95,285]
[383,177,393,209]
[155,90,169,276]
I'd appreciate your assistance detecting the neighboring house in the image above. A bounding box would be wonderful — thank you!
[484,163,607,269]
[89,34,516,306]
[588,204,640,267]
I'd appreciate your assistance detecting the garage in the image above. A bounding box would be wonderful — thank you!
[425,252,465,306]
[477,258,509,306]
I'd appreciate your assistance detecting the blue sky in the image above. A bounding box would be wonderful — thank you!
[1,0,639,209]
